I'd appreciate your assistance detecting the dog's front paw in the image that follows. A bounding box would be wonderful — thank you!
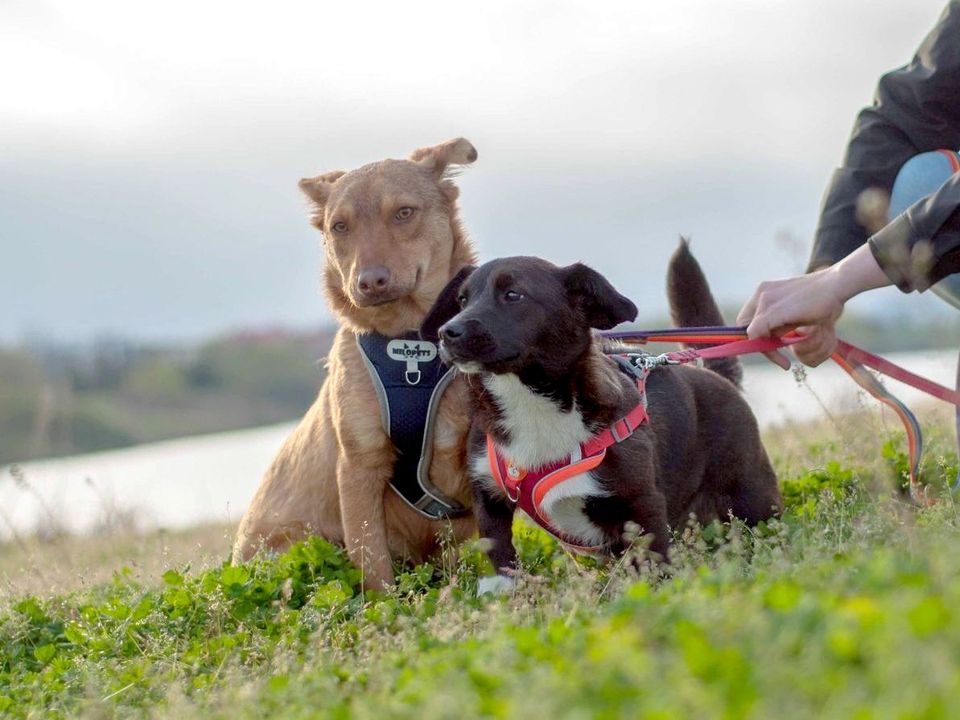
[477,574,516,597]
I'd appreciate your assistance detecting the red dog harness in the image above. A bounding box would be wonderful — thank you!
[486,366,650,552]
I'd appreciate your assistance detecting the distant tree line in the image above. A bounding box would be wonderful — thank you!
[0,329,334,464]
[2,310,958,465]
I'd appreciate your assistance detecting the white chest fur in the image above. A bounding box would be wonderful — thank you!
[474,373,611,546]
[482,373,593,469]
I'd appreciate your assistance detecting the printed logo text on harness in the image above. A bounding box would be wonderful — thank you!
[386,340,438,385]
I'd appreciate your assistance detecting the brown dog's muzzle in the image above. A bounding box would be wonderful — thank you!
[355,265,394,305]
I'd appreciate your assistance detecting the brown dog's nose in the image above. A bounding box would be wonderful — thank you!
[357,266,391,298]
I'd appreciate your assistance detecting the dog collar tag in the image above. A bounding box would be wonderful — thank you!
[507,464,526,481]
[386,339,438,385]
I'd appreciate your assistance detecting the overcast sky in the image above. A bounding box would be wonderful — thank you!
[0,0,953,344]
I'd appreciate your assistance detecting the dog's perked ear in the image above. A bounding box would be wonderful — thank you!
[410,138,478,178]
[420,265,476,341]
[562,263,638,330]
[298,170,347,215]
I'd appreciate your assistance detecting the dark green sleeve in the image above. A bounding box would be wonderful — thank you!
[868,173,960,292]
[808,2,960,272]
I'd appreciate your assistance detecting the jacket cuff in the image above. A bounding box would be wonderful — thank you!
[867,213,935,292]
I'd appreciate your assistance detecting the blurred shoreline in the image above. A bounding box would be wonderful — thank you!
[4,310,959,466]
[2,347,957,543]
[0,327,334,466]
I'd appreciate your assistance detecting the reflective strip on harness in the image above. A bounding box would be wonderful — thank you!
[487,436,609,553]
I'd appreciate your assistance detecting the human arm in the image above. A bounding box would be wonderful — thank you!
[741,191,960,366]
[809,1,960,271]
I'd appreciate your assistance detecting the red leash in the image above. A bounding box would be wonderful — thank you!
[604,327,960,503]
[833,340,960,406]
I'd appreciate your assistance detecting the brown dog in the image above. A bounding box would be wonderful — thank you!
[421,242,782,593]
[232,139,479,589]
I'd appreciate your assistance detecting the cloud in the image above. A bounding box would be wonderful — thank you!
[0,0,951,341]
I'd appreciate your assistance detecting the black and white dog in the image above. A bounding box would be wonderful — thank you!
[421,242,781,593]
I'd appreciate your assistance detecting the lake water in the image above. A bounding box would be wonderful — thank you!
[1,349,957,539]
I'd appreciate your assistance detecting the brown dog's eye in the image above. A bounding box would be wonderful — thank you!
[395,207,415,222]
[331,221,348,233]
[503,290,524,303]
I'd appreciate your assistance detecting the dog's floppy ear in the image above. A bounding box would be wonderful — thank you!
[298,170,346,211]
[562,263,637,330]
[410,138,478,177]
[420,265,476,341]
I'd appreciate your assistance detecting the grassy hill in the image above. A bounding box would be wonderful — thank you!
[2,407,960,718]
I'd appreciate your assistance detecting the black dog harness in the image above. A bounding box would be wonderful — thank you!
[356,332,469,519]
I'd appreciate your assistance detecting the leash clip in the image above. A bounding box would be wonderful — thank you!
[635,352,679,370]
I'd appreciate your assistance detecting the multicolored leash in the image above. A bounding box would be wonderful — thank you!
[603,326,960,503]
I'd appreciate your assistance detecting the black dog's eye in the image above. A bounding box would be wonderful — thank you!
[395,207,415,222]
[331,221,348,233]
[503,290,524,303]
[458,294,468,308]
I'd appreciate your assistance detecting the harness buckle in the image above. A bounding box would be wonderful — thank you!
[610,419,631,443]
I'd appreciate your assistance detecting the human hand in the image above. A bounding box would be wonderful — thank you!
[737,244,890,367]
[737,268,845,334]
[789,324,839,367]
[736,269,845,367]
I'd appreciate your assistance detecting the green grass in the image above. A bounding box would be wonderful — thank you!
[4,416,960,718]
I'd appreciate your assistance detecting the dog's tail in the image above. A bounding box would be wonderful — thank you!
[666,238,742,388]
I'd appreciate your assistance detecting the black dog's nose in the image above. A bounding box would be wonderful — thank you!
[439,321,465,341]
[357,266,391,296]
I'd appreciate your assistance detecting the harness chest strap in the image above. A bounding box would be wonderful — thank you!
[485,375,649,551]
[355,332,469,519]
